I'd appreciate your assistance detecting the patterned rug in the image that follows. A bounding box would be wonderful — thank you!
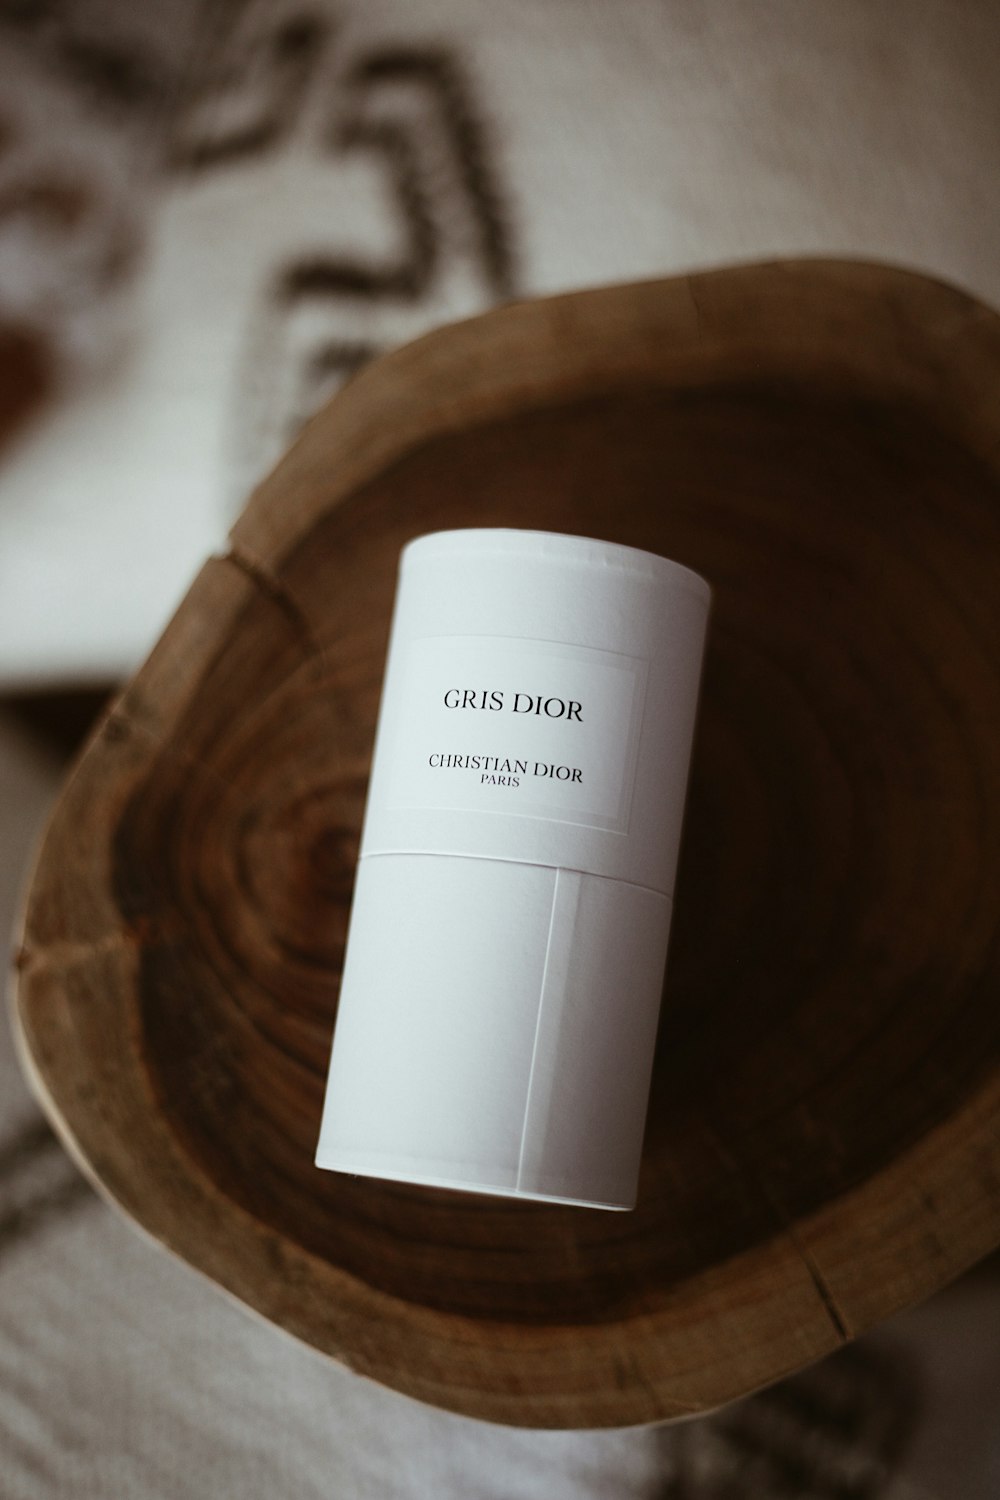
[2,3,1000,1494]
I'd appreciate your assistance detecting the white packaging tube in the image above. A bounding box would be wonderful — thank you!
[315,529,711,1209]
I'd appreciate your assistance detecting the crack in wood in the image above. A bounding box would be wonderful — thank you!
[704,1119,852,1345]
[223,544,329,671]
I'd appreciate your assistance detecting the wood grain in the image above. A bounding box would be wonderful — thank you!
[12,261,1000,1427]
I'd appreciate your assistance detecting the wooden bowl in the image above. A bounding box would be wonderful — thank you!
[13,261,1000,1428]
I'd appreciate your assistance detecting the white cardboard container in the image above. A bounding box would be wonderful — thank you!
[315,529,711,1209]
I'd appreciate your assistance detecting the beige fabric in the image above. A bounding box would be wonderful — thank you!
[2,2,1000,1493]
[0,0,998,684]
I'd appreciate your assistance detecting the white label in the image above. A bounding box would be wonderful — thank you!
[380,636,647,834]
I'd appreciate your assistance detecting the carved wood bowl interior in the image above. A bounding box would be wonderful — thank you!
[13,261,1000,1428]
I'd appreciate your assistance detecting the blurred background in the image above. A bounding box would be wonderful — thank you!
[1,1,998,1495]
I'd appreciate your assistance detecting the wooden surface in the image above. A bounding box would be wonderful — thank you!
[12,260,1000,1428]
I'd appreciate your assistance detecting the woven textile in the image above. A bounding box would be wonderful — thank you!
[2,3,1000,1494]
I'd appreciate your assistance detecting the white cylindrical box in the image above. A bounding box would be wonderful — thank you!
[315,529,711,1209]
